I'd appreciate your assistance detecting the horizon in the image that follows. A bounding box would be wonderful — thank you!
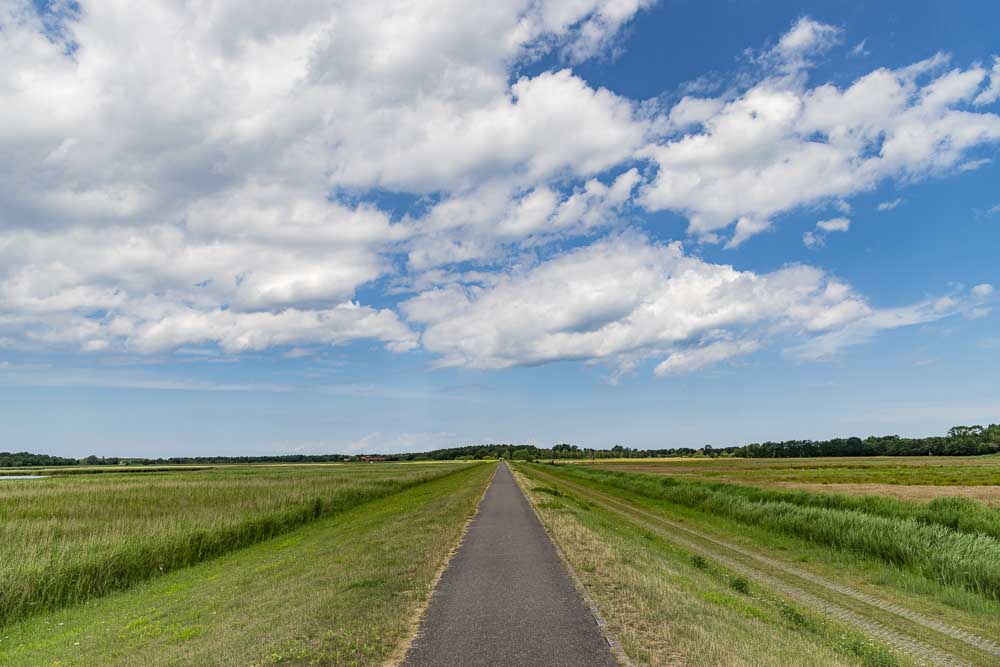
[2,1,999,457]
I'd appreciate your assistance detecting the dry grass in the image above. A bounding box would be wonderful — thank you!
[596,455,1000,488]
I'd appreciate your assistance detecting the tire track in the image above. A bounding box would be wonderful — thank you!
[528,467,997,666]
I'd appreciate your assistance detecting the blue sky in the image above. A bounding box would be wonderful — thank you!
[1,1,998,456]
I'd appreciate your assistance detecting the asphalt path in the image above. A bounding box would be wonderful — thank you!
[403,462,618,666]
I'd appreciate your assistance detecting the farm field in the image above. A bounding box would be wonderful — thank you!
[0,462,495,665]
[591,455,1000,504]
[515,459,1000,666]
[0,462,475,628]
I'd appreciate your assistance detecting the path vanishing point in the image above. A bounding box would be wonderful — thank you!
[403,462,619,667]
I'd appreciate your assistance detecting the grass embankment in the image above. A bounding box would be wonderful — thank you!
[0,462,495,666]
[513,467,905,667]
[553,465,1000,602]
[0,463,469,626]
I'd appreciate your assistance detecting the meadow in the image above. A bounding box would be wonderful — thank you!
[0,462,469,627]
[598,455,1000,503]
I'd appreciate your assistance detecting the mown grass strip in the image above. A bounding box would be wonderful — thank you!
[555,465,1000,601]
[0,463,472,627]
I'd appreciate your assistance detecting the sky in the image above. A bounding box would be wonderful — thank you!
[1,0,998,457]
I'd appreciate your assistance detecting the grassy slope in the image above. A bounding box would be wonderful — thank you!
[513,466,904,667]
[0,462,495,666]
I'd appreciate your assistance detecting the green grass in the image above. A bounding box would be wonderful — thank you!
[0,463,471,626]
[0,462,495,666]
[514,467,907,667]
[549,465,1000,601]
[587,466,1000,540]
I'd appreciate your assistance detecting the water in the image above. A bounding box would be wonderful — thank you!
[0,475,49,480]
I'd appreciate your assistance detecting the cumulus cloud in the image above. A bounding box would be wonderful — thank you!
[0,6,991,379]
[401,233,951,375]
[405,168,642,271]
[972,283,995,297]
[0,0,651,354]
[639,20,1000,246]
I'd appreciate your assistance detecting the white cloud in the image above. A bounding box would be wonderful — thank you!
[654,339,760,376]
[639,22,1000,246]
[803,217,850,248]
[404,168,642,271]
[402,233,947,375]
[771,17,842,71]
[726,217,773,249]
[787,297,960,360]
[877,198,903,211]
[972,283,995,297]
[974,56,1000,106]
[817,217,850,232]
[0,6,992,381]
[0,0,651,355]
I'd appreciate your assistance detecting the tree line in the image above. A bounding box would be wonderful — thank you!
[0,452,353,468]
[729,425,1000,458]
[2,423,998,467]
[382,423,1000,460]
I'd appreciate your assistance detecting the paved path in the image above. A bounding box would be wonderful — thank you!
[403,463,618,667]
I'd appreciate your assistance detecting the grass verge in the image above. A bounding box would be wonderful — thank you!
[0,462,495,666]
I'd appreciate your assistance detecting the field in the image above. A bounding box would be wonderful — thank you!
[0,462,483,635]
[592,455,1000,504]
[515,457,1000,665]
[7,455,1000,665]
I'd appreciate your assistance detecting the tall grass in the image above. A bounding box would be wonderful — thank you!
[552,465,1000,601]
[0,463,467,626]
[574,466,1000,539]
